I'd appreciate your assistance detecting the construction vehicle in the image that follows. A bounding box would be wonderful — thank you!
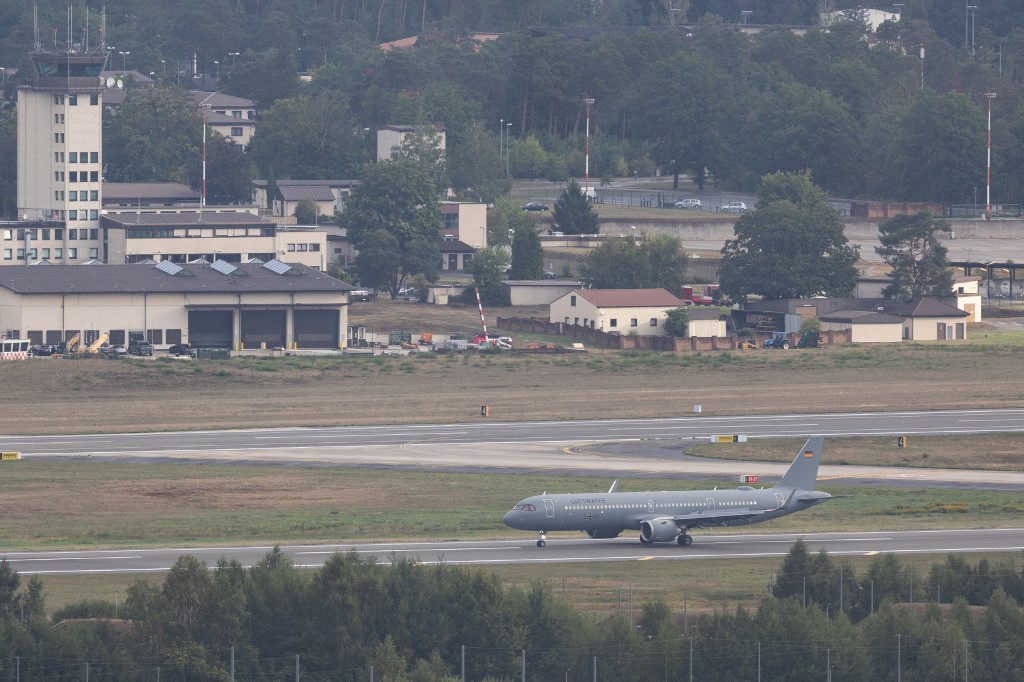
[797,330,821,348]
[81,333,109,354]
[737,339,758,350]
[761,331,791,349]
[63,333,81,354]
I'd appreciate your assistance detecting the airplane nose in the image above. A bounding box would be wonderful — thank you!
[503,511,514,526]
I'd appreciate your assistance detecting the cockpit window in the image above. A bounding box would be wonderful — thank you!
[514,504,536,512]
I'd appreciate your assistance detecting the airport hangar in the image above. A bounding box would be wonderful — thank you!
[0,260,354,350]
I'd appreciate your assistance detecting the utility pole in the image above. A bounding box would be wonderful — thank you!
[583,96,595,198]
[985,92,996,219]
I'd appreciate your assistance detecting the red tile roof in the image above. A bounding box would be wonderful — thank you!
[574,288,685,308]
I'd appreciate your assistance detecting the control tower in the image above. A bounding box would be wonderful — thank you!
[15,6,107,264]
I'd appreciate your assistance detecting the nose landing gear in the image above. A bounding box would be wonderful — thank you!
[537,531,547,547]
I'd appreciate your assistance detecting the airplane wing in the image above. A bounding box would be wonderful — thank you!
[671,508,769,527]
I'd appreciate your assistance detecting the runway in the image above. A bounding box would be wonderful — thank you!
[5,408,1024,487]
[8,528,1024,575]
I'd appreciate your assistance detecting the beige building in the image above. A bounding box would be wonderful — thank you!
[376,124,446,161]
[549,288,687,336]
[892,297,970,340]
[16,44,106,263]
[952,276,983,322]
[101,213,327,270]
[441,201,486,249]
[252,180,359,216]
[819,310,904,343]
[504,279,581,306]
[686,308,728,338]
[0,261,352,350]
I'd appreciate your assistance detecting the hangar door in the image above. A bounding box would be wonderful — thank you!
[294,310,339,348]
[188,310,233,348]
[241,310,286,349]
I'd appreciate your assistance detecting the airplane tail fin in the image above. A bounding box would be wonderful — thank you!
[774,437,825,491]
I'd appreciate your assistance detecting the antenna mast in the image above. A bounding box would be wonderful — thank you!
[33,3,40,51]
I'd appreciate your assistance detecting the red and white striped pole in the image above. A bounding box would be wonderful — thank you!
[583,96,595,197]
[475,287,489,343]
[985,92,996,220]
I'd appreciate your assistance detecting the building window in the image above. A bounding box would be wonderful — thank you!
[90,152,98,163]
[90,94,98,105]
[53,95,63,105]
[570,295,577,306]
[232,110,241,118]
[166,329,182,344]
[287,244,296,252]
[147,329,164,345]
[54,229,63,241]
[54,248,62,259]
[68,210,77,220]
[42,229,50,240]
[310,243,321,252]
[69,172,77,183]
[610,319,617,328]
[16,249,24,259]
[89,248,98,259]
[90,190,98,201]
[90,171,99,182]
[574,317,579,325]
[69,152,77,163]
[90,210,98,220]
[298,243,308,252]
[42,248,50,259]
[68,94,77,106]
[69,229,77,240]
[89,229,98,240]
[231,127,242,136]
[69,191,77,201]
[564,317,570,323]
[631,318,638,327]
[650,318,658,327]
[68,248,77,259]
[2,249,10,260]
[27,249,36,260]
[1,230,10,240]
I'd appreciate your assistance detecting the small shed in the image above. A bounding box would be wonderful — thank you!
[686,308,727,338]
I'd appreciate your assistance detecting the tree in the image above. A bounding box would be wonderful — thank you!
[486,198,536,248]
[579,233,688,290]
[552,180,599,236]
[0,104,15,218]
[103,90,200,184]
[344,156,443,297]
[509,221,544,280]
[219,48,302,110]
[466,247,511,306]
[247,93,369,181]
[875,212,954,301]
[663,307,690,337]
[448,121,511,203]
[719,171,859,301]
[293,199,319,225]
[185,134,253,204]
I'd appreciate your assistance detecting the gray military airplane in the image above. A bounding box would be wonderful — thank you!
[504,436,833,547]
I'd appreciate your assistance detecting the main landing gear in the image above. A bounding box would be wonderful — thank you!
[677,533,693,546]
[537,531,547,548]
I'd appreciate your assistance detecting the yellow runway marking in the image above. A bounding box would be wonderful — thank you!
[639,556,654,561]
[864,551,879,556]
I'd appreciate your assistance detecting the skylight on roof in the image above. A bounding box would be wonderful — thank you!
[155,260,192,276]
[211,259,245,276]
[263,259,296,275]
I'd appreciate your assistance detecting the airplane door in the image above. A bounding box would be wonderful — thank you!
[706,497,715,511]
[774,493,785,509]
[647,499,655,513]
[543,499,555,518]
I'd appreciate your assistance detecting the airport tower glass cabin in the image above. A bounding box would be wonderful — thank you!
[15,44,106,264]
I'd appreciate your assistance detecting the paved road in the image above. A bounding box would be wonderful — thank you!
[6,408,1024,487]
[8,528,1023,575]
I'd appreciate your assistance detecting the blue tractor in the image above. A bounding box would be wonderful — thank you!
[762,332,791,349]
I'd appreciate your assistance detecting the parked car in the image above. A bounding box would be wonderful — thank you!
[100,344,128,357]
[129,341,154,356]
[168,343,194,357]
[673,198,703,210]
[721,201,748,213]
[29,344,53,357]
[523,202,549,211]
[349,289,372,302]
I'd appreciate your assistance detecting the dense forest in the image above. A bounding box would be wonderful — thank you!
[2,0,1024,215]
[4,546,1024,680]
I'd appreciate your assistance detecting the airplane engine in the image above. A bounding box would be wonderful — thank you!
[586,529,622,539]
[640,518,679,544]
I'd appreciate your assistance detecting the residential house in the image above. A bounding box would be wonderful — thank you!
[252,180,360,217]
[549,288,687,336]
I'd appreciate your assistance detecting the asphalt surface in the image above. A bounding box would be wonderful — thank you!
[6,409,1024,573]
[9,528,1024,575]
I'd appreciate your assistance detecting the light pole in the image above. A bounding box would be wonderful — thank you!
[506,122,511,178]
[583,96,595,198]
[119,50,130,71]
[214,60,219,80]
[499,117,504,166]
[1,67,5,84]
[740,10,752,24]
[985,92,996,219]
[201,104,211,208]
[967,5,977,54]
[228,52,239,67]
[160,59,166,77]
